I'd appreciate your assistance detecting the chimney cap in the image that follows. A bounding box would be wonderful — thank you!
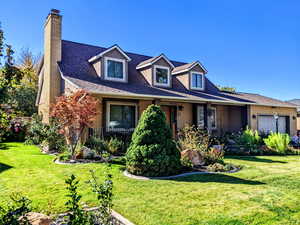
[50,9,60,15]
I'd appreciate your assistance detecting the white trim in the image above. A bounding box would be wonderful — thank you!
[104,57,126,82]
[88,45,131,63]
[210,107,217,129]
[136,54,175,70]
[172,61,208,75]
[106,101,138,132]
[153,65,171,87]
[190,71,205,91]
[58,66,80,89]
[196,105,205,128]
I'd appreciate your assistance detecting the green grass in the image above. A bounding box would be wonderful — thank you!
[1,142,300,225]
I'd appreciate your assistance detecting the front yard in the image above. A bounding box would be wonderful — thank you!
[1,142,300,225]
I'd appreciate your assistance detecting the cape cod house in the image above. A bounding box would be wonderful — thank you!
[37,9,298,136]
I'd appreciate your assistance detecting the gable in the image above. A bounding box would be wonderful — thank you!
[103,48,127,60]
[191,64,205,74]
[154,57,173,68]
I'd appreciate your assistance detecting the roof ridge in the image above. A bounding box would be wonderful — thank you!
[62,39,187,65]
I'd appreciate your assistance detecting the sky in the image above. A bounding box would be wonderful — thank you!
[1,0,299,100]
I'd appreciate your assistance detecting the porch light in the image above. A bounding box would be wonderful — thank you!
[252,114,256,119]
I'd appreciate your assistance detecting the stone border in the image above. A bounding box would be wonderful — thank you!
[54,207,135,225]
[53,158,104,165]
[123,167,240,180]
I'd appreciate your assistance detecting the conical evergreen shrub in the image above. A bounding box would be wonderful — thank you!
[126,104,181,176]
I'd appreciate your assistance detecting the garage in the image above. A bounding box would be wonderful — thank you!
[258,115,288,134]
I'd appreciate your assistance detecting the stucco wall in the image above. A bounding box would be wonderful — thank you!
[297,117,300,131]
[249,105,297,135]
[177,102,193,129]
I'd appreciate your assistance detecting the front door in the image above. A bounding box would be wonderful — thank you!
[161,105,177,137]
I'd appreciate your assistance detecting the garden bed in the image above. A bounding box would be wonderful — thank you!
[124,165,241,180]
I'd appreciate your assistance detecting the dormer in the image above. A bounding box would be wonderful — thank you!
[88,45,131,83]
[136,54,174,88]
[172,61,207,91]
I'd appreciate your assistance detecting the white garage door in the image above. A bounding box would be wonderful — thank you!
[258,116,287,133]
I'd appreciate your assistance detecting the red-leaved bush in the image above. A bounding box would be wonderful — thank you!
[51,89,99,159]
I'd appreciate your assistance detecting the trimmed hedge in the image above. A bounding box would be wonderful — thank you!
[126,104,181,176]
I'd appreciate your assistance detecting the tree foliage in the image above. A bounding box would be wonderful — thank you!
[218,85,236,93]
[50,89,99,159]
[126,104,181,176]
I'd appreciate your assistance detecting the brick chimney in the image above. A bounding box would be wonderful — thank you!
[40,9,62,122]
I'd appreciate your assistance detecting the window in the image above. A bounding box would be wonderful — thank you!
[191,72,204,90]
[104,57,126,81]
[154,65,170,86]
[209,107,217,129]
[106,102,137,131]
[197,105,205,128]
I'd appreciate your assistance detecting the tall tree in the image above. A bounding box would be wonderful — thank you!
[18,48,40,88]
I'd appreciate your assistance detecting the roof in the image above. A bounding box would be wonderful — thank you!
[136,53,175,70]
[172,61,208,75]
[55,40,296,108]
[88,44,131,63]
[287,99,300,111]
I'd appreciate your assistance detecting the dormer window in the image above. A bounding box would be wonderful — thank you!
[104,57,126,82]
[154,65,170,87]
[191,72,204,90]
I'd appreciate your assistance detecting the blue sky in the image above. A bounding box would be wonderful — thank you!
[1,0,299,100]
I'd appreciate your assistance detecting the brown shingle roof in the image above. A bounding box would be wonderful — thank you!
[57,40,296,108]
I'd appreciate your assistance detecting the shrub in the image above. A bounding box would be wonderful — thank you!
[207,162,236,172]
[64,174,89,225]
[126,105,181,176]
[202,147,224,165]
[58,152,72,162]
[84,136,108,155]
[107,137,123,155]
[0,193,31,225]
[89,167,113,225]
[264,132,290,154]
[25,114,65,152]
[236,127,262,152]
[177,125,215,152]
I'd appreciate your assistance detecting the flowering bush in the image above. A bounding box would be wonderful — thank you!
[264,132,290,154]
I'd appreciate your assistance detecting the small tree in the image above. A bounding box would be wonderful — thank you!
[51,90,99,159]
[126,104,181,176]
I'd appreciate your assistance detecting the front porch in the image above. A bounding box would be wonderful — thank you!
[90,97,249,137]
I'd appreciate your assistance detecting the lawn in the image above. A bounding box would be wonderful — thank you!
[1,143,300,225]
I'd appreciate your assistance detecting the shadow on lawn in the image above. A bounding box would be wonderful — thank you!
[171,173,265,185]
[227,156,287,164]
[0,162,13,173]
[0,143,10,150]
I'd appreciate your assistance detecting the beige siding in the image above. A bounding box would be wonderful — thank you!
[92,60,101,76]
[192,64,205,73]
[249,105,297,135]
[175,72,190,89]
[177,103,193,129]
[139,67,152,85]
[297,117,300,131]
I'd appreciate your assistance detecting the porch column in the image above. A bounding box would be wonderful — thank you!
[207,103,212,133]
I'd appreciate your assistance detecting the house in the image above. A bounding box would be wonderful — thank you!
[36,9,298,136]
[287,99,300,131]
